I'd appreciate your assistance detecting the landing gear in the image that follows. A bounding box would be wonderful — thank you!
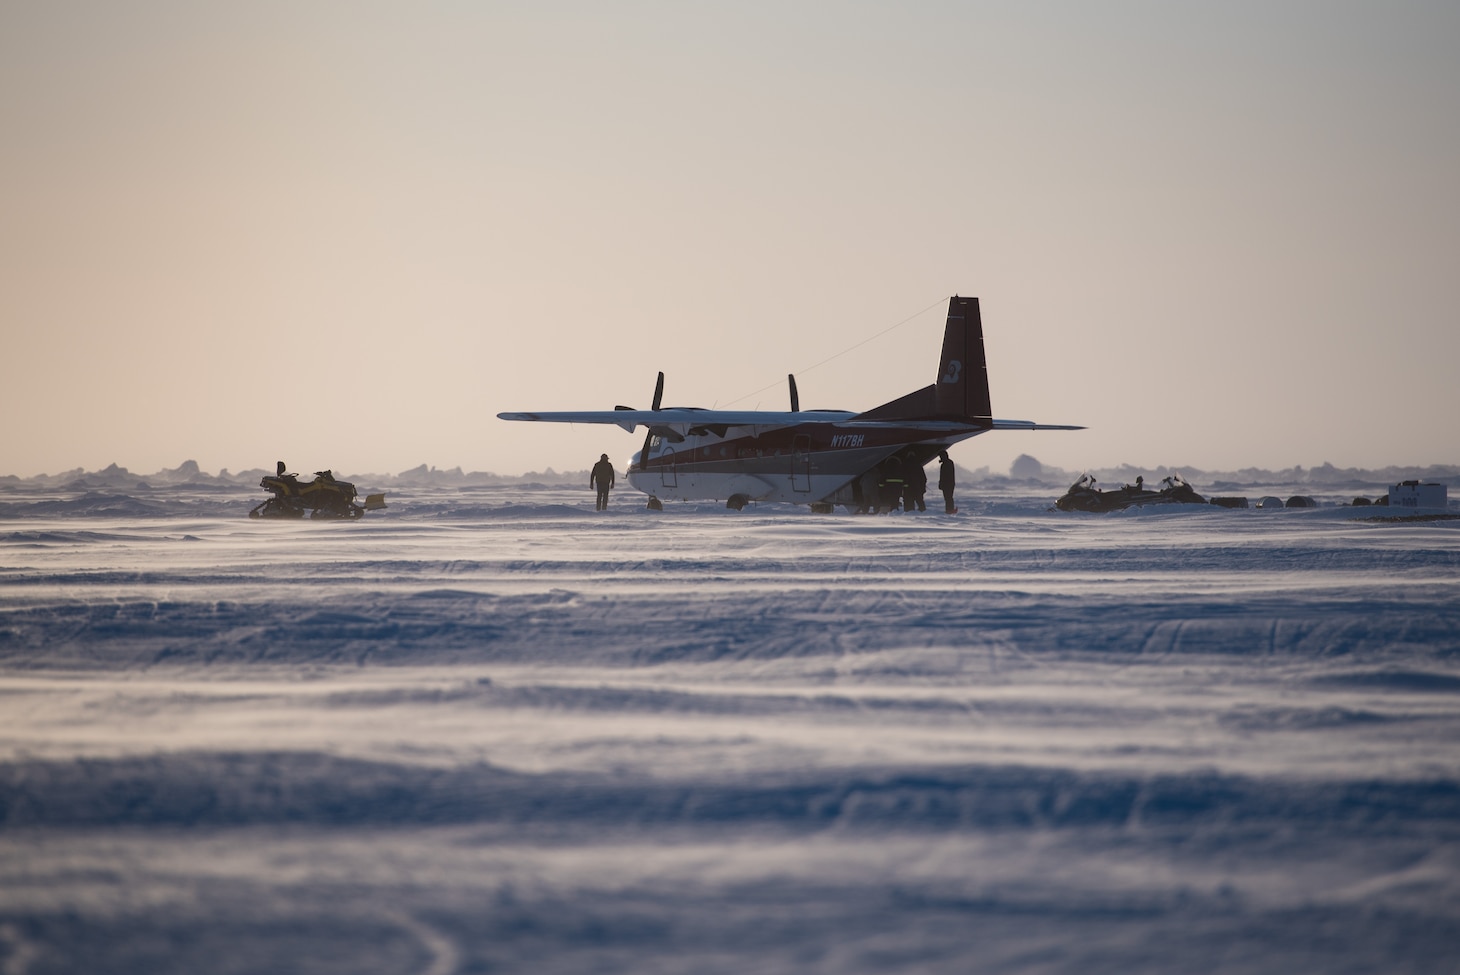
[726,494,749,511]
[646,496,663,511]
[809,502,835,514]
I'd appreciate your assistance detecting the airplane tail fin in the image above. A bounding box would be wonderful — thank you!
[935,296,992,421]
[855,296,993,423]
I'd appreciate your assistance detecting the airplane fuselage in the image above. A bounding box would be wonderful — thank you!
[627,414,988,508]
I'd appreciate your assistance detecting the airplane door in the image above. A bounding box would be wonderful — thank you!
[791,435,812,493]
[661,447,678,488]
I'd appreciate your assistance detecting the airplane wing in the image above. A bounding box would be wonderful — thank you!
[497,409,1082,436]
[985,420,1086,431]
[496,409,848,435]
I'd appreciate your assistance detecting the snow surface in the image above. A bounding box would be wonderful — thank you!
[1,483,1458,973]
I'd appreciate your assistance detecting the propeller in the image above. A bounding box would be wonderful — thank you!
[788,374,800,412]
[638,371,665,471]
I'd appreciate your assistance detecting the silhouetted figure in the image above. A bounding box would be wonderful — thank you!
[590,453,615,510]
[938,451,956,513]
[905,454,928,512]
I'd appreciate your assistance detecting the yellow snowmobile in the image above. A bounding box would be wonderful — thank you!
[249,462,386,519]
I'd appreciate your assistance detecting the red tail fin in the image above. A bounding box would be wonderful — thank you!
[935,296,991,420]
[855,296,993,422]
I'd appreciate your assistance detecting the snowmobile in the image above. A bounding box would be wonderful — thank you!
[249,462,386,519]
[1055,473,1205,512]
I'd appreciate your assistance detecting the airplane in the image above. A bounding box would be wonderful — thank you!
[498,296,1083,511]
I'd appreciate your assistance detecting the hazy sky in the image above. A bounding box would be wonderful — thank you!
[3,2,1457,478]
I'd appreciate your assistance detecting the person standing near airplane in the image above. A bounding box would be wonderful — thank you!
[938,452,957,514]
[591,453,616,511]
[905,455,928,512]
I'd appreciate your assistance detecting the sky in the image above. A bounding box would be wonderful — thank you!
[2,1,1457,478]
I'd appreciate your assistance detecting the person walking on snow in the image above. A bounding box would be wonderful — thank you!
[590,453,616,511]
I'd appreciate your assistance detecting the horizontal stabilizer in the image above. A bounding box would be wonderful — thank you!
[987,420,1085,432]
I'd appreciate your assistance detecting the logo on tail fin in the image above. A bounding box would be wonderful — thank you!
[940,360,962,385]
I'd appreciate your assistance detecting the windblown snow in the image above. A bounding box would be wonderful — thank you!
[1,479,1458,973]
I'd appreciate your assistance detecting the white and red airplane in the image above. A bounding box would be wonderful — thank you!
[499,296,1083,510]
